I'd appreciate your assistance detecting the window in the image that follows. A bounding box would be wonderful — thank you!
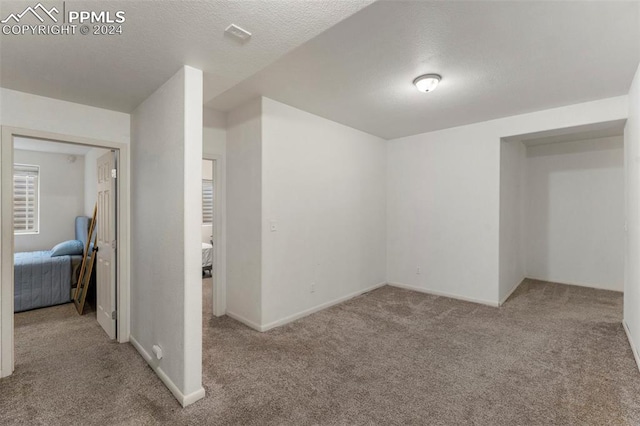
[202,179,213,224]
[13,164,39,234]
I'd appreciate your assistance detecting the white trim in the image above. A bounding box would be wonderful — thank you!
[12,163,40,235]
[387,282,500,307]
[499,278,524,306]
[260,282,388,332]
[226,311,264,332]
[182,386,207,407]
[227,282,387,332]
[203,153,226,317]
[0,129,14,377]
[524,276,623,293]
[129,335,205,407]
[623,320,640,373]
[0,126,131,378]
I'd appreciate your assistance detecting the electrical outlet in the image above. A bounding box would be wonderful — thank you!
[416,266,421,275]
[310,282,316,293]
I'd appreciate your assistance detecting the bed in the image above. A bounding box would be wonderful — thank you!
[14,216,91,312]
[202,242,213,276]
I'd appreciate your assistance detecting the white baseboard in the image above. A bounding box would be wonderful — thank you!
[227,282,388,332]
[259,281,388,332]
[129,335,205,408]
[525,276,623,293]
[0,360,13,378]
[623,320,640,373]
[182,387,207,407]
[499,278,524,306]
[226,311,263,332]
[387,282,499,307]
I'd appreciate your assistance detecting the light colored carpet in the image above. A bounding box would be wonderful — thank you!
[1,278,640,425]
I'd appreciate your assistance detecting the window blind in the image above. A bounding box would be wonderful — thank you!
[13,164,39,234]
[202,179,213,224]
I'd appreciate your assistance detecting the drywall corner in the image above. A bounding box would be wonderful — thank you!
[182,65,204,400]
[226,98,263,326]
[130,65,203,406]
[498,139,526,302]
[624,61,640,364]
[259,97,387,326]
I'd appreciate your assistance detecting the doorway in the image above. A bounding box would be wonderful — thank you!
[202,155,225,317]
[498,120,626,303]
[0,126,130,378]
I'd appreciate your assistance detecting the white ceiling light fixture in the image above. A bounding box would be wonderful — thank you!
[413,74,441,93]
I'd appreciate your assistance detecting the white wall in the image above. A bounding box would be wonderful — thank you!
[387,96,628,306]
[624,62,640,364]
[84,147,111,217]
[499,140,526,303]
[260,98,387,327]
[130,66,204,406]
[203,108,226,156]
[0,88,129,144]
[225,98,262,327]
[387,124,501,304]
[13,150,84,252]
[525,137,624,291]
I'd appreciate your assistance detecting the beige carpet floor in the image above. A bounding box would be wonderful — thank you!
[1,278,640,425]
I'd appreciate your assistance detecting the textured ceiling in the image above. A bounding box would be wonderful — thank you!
[208,0,640,139]
[0,0,374,112]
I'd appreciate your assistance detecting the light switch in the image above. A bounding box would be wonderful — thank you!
[270,221,278,232]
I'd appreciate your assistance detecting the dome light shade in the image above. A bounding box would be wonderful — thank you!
[413,74,441,93]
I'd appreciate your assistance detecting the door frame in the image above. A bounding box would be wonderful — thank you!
[0,126,131,378]
[203,154,226,317]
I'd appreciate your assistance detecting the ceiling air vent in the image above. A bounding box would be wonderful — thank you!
[225,24,252,42]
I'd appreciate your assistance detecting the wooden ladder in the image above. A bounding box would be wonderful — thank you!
[74,203,98,315]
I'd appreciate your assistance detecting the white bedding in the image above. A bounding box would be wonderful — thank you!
[202,242,213,268]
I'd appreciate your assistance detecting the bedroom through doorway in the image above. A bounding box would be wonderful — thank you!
[2,132,123,377]
[201,158,215,320]
[201,156,224,320]
[202,159,214,278]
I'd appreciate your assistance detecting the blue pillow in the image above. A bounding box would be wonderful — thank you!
[51,240,84,257]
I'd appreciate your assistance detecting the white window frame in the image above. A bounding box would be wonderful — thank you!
[13,163,39,235]
[202,178,213,224]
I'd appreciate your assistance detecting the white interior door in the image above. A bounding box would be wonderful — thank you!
[96,151,117,339]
